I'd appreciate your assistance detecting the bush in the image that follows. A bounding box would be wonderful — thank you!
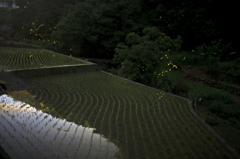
[208,101,226,116]
[197,86,233,105]
[208,100,239,120]
[113,26,184,85]
[176,79,191,94]
[176,51,209,67]
[19,38,32,44]
[195,39,232,62]
[224,117,239,130]
[106,68,118,76]
[233,58,240,65]
[151,70,182,94]
[204,55,220,69]
[43,43,58,52]
[32,40,44,46]
[41,41,50,46]
[180,50,220,68]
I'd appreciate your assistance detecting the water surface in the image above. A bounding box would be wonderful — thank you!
[0,94,121,159]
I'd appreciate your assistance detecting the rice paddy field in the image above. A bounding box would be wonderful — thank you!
[0,70,238,159]
[0,47,88,70]
[0,47,239,159]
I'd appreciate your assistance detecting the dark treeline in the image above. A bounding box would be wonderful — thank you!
[2,0,239,61]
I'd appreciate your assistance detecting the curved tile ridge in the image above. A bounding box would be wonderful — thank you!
[99,70,240,159]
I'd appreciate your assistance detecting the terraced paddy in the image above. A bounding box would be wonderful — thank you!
[0,47,89,71]
[0,94,120,159]
[0,70,238,159]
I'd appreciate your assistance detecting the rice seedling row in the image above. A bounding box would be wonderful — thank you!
[0,109,37,158]
[1,61,238,159]
[0,47,86,70]
[84,92,105,158]
[1,95,119,159]
[18,71,238,159]
[182,100,231,157]
[0,123,19,158]
[43,76,124,159]
[84,86,119,159]
[164,98,198,158]
[85,80,126,158]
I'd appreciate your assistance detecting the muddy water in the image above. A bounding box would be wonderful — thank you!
[0,94,121,159]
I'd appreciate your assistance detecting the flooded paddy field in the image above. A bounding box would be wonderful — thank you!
[0,94,120,159]
[0,47,89,71]
[0,71,237,159]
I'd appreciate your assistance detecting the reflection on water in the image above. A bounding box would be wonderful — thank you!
[0,94,121,159]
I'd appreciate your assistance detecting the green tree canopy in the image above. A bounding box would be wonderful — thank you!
[112,26,183,85]
[51,0,153,59]
[4,0,238,61]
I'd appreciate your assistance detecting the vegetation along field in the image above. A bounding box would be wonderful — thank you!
[0,71,237,159]
[0,47,87,71]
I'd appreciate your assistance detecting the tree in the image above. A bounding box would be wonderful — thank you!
[112,26,184,85]
[140,0,239,61]
[6,0,71,42]
[7,0,238,61]
[51,0,154,59]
